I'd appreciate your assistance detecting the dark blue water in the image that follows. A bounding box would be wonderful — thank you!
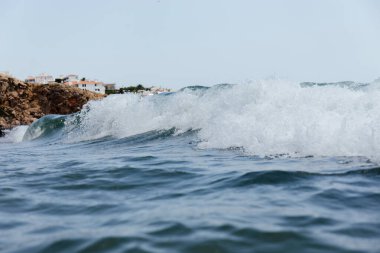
[1,82,380,252]
[1,127,379,253]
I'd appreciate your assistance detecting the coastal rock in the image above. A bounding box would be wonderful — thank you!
[0,74,104,129]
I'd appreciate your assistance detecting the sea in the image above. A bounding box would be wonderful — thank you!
[1,80,380,253]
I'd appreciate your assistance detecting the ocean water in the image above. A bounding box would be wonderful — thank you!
[1,80,380,253]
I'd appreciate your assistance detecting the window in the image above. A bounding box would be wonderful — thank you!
[82,84,86,87]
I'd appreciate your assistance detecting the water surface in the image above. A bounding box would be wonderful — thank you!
[1,81,380,253]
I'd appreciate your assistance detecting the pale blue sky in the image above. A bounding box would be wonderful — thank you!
[0,0,379,88]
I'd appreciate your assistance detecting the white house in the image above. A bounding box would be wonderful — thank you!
[150,86,172,94]
[62,74,79,83]
[65,80,105,94]
[25,73,54,84]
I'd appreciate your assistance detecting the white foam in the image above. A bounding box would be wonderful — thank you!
[0,125,29,143]
[65,79,380,161]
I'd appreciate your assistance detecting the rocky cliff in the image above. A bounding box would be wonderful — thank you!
[0,74,104,129]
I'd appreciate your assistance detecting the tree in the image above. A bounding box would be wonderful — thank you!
[119,84,149,94]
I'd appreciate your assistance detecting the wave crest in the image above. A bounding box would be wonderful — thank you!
[57,79,380,160]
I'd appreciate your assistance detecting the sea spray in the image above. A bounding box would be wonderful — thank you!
[0,125,29,143]
[60,79,380,161]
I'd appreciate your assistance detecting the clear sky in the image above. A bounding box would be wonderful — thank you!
[0,0,379,89]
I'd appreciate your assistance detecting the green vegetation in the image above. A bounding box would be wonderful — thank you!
[119,84,150,94]
[105,89,118,95]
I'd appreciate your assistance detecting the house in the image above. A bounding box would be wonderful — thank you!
[103,83,117,94]
[104,83,116,91]
[63,74,79,83]
[23,73,107,94]
[150,86,172,94]
[55,74,79,84]
[25,73,54,84]
[65,80,105,94]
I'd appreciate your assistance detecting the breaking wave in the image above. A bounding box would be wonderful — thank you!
[23,115,66,141]
[0,125,29,143]
[25,79,380,161]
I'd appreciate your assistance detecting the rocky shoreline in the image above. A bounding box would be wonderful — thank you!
[0,74,104,131]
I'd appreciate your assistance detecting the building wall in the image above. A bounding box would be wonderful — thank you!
[104,83,116,90]
[77,83,105,94]
[35,75,54,84]
[63,75,79,82]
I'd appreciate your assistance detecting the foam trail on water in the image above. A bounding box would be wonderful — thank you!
[65,79,380,161]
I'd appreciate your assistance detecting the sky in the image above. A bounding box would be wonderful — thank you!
[0,0,379,89]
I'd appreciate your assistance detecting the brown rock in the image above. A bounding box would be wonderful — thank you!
[0,73,105,128]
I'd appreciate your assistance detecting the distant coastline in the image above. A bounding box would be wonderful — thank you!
[0,73,104,130]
